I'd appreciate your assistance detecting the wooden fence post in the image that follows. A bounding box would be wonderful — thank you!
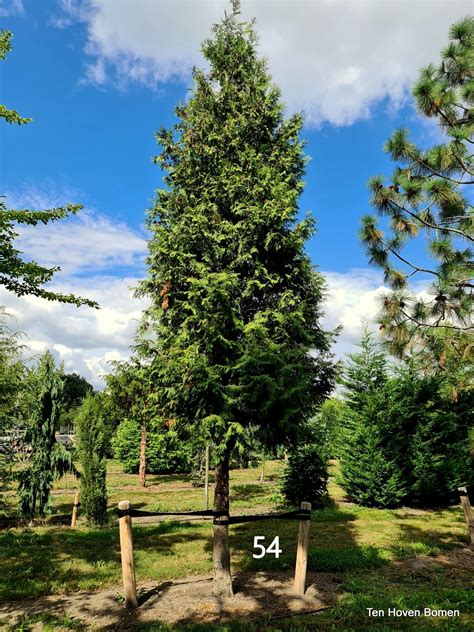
[294,501,311,595]
[458,487,474,547]
[205,444,210,511]
[70,490,79,528]
[118,500,138,608]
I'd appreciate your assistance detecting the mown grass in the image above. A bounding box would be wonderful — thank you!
[1,459,472,630]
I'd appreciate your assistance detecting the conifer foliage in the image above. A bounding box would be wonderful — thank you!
[136,1,335,595]
[340,333,473,508]
[360,17,473,381]
[18,352,76,517]
[339,332,405,508]
[76,395,108,525]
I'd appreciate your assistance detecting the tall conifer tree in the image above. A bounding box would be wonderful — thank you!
[136,1,335,595]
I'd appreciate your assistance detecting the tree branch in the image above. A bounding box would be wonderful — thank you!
[388,199,473,242]
[398,307,473,331]
[379,238,440,278]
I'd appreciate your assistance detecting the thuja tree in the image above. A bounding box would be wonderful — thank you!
[360,17,473,397]
[18,352,76,517]
[136,1,335,595]
[75,395,108,525]
[0,30,96,307]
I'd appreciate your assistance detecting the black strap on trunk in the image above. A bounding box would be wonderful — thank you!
[213,508,311,525]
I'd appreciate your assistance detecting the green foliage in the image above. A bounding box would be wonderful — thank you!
[0,309,26,513]
[340,334,473,507]
[190,449,206,488]
[280,444,328,508]
[340,392,408,508]
[0,30,31,126]
[135,3,336,462]
[102,359,150,442]
[75,395,108,525]
[384,367,473,506]
[0,30,96,307]
[58,372,94,434]
[338,332,404,508]
[309,398,346,458]
[339,328,388,407]
[18,352,76,517]
[61,373,93,411]
[112,418,192,474]
[359,17,473,387]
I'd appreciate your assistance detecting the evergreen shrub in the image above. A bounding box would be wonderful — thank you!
[280,444,328,508]
[75,395,108,525]
[341,368,473,508]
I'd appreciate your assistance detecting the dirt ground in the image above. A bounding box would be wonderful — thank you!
[0,570,340,630]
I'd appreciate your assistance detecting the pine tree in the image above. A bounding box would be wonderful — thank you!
[76,394,108,525]
[384,366,473,506]
[136,1,335,595]
[18,352,76,517]
[360,17,473,393]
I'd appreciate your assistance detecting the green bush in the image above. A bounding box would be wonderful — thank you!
[280,444,328,508]
[112,419,192,474]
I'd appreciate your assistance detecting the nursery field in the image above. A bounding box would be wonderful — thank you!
[0,460,473,631]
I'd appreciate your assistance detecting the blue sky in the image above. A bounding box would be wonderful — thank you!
[0,0,470,385]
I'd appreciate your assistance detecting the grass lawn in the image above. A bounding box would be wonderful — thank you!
[0,460,473,630]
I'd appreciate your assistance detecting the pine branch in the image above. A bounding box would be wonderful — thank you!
[398,307,473,331]
[387,199,473,242]
[379,237,440,279]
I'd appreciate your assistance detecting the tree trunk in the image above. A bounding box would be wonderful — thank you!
[138,420,147,488]
[212,454,233,596]
[260,451,265,483]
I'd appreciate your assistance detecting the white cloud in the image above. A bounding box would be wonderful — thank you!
[5,185,147,275]
[0,0,24,17]
[0,183,434,387]
[1,183,149,388]
[1,276,148,388]
[322,268,387,357]
[55,0,471,125]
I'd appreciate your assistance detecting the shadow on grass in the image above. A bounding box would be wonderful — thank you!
[2,495,472,631]
[230,484,273,502]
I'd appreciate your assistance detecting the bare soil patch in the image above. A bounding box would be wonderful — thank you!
[0,570,341,630]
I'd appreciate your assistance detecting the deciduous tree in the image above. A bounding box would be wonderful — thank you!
[0,30,96,307]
